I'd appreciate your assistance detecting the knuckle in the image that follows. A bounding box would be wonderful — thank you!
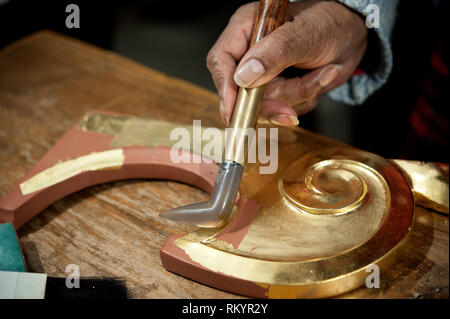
[267,26,297,64]
[295,81,316,103]
[236,2,258,16]
[206,48,219,72]
[206,50,214,70]
[293,98,318,115]
[212,69,226,91]
[231,2,257,24]
[265,80,283,100]
[291,14,337,65]
[206,52,226,91]
[277,37,294,57]
[299,85,310,101]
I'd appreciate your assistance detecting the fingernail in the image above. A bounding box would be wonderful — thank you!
[319,65,343,87]
[219,100,229,125]
[270,115,299,127]
[234,59,265,87]
[257,115,271,125]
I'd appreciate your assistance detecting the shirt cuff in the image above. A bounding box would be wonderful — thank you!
[328,0,399,105]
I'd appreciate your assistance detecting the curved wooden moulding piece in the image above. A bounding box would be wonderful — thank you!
[0,109,221,229]
[0,146,218,229]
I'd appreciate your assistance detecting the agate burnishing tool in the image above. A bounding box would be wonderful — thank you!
[160,0,290,227]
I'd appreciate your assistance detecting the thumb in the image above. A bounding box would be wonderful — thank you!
[233,22,327,88]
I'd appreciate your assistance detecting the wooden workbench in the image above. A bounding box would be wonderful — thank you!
[0,31,448,298]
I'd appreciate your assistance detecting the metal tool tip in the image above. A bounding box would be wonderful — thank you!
[159,161,244,228]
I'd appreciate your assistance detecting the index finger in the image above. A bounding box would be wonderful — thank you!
[206,2,259,124]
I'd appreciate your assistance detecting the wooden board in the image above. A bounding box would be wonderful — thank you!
[0,31,448,298]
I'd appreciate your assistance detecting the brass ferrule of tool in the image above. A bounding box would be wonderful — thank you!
[224,86,266,164]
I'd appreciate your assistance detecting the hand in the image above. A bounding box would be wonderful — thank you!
[206,0,368,126]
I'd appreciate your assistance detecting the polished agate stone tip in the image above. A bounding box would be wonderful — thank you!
[160,161,243,228]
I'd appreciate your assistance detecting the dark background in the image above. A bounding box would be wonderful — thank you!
[0,0,446,161]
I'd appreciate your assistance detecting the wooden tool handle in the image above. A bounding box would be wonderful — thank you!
[224,0,289,163]
[250,0,289,46]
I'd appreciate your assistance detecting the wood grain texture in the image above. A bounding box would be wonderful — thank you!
[250,0,289,45]
[0,31,448,298]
